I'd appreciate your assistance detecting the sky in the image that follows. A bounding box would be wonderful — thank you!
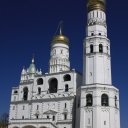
[0,0,127,127]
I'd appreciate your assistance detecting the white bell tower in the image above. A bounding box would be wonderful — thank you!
[79,0,121,128]
[49,22,70,73]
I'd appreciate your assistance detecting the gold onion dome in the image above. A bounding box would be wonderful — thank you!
[87,0,106,12]
[51,23,69,45]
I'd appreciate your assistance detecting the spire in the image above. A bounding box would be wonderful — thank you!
[21,66,27,75]
[32,54,35,64]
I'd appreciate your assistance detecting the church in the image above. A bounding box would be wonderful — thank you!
[8,0,120,128]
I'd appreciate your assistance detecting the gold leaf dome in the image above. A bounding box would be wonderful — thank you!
[51,34,69,45]
[87,0,106,12]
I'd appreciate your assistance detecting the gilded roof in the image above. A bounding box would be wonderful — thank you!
[51,34,69,45]
[87,0,106,12]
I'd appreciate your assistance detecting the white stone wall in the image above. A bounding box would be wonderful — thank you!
[9,71,82,128]
[79,85,120,128]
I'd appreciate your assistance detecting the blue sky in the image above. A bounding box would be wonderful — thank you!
[0,0,128,127]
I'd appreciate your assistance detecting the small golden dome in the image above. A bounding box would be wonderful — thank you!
[51,34,69,45]
[51,22,69,45]
[87,0,106,12]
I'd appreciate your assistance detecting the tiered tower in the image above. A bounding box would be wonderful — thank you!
[79,0,121,128]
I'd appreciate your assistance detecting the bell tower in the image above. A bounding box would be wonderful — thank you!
[49,22,70,73]
[83,0,112,85]
[78,0,121,128]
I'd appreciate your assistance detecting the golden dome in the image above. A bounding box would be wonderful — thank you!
[51,34,69,45]
[51,22,69,45]
[87,0,106,12]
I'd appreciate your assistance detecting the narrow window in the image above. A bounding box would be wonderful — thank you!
[99,44,103,53]
[14,96,16,101]
[37,105,39,110]
[13,106,15,110]
[53,116,55,121]
[23,87,28,101]
[47,115,49,119]
[104,121,106,125]
[64,114,67,120]
[86,94,93,106]
[65,103,67,108]
[91,33,94,36]
[36,115,39,119]
[107,46,109,53]
[100,12,102,18]
[88,118,90,124]
[101,94,109,106]
[61,50,63,54]
[22,116,24,119]
[115,96,117,108]
[65,84,69,92]
[90,44,93,53]
[93,11,94,17]
[38,87,41,95]
[23,106,25,110]
[78,97,80,108]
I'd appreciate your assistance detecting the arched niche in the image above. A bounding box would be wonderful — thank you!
[49,78,58,93]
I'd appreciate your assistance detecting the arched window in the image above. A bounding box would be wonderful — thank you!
[38,87,41,95]
[115,96,117,108]
[90,44,93,53]
[86,94,93,106]
[49,78,58,93]
[91,33,94,36]
[65,84,69,92]
[99,44,103,53]
[37,78,43,85]
[99,33,101,36]
[64,74,71,81]
[101,94,109,106]
[23,87,28,101]
[14,90,18,94]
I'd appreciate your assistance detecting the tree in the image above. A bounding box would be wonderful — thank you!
[0,113,8,128]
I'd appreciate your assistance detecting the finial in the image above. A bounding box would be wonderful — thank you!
[54,21,64,36]
[59,21,63,35]
[39,69,42,75]
[32,54,35,63]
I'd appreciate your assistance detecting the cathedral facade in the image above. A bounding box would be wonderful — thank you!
[9,0,120,128]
